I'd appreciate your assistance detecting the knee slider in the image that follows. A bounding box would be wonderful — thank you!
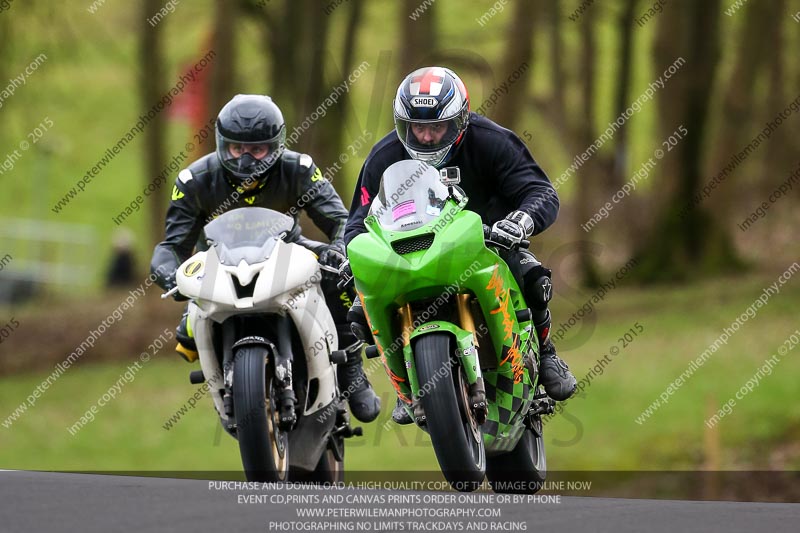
[524,269,553,310]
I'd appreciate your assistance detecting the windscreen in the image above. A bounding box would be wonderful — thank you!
[369,160,449,232]
[204,207,293,265]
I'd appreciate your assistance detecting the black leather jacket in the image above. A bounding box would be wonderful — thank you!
[150,150,347,290]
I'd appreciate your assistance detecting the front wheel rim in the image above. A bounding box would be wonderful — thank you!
[265,368,289,479]
[456,365,485,469]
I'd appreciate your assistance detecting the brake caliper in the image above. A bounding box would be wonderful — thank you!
[274,363,297,431]
[277,387,297,431]
[468,378,487,425]
[413,397,427,427]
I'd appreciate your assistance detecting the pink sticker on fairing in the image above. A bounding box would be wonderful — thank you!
[392,200,416,221]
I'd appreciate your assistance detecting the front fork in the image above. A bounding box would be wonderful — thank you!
[222,316,298,431]
[401,299,488,426]
[456,295,487,424]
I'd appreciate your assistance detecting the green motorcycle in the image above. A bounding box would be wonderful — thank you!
[347,160,553,493]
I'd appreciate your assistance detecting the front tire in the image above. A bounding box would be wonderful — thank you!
[233,346,289,482]
[415,333,485,491]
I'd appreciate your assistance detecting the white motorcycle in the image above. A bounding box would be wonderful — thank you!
[164,207,361,482]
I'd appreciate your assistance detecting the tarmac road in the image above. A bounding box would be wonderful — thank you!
[0,470,798,533]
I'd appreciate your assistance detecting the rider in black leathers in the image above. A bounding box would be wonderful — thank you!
[150,94,380,423]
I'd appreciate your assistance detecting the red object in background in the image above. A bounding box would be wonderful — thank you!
[168,60,210,125]
[168,38,213,149]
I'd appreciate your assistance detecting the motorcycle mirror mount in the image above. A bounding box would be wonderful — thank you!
[439,166,461,186]
[446,184,466,205]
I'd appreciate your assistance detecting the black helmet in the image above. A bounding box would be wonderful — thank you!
[215,94,286,183]
[394,66,470,168]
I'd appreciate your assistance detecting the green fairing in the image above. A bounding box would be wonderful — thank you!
[348,196,539,452]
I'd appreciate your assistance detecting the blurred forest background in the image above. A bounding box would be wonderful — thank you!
[0,0,798,499]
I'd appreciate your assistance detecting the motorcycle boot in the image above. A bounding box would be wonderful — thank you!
[337,325,381,423]
[507,252,577,402]
[392,398,413,425]
[346,296,372,345]
[175,310,199,363]
[535,310,576,401]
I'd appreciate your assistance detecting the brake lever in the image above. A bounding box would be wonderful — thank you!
[336,260,355,290]
[318,264,340,274]
[161,287,179,299]
[337,272,354,291]
[484,238,530,251]
[483,238,508,250]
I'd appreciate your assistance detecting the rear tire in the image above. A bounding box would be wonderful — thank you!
[233,346,289,482]
[290,439,344,485]
[486,416,546,494]
[415,333,485,491]
[311,444,344,484]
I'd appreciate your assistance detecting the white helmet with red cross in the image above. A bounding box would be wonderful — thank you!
[393,66,470,168]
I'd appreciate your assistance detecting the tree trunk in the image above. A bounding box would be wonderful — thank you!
[529,0,571,144]
[606,0,641,251]
[0,14,8,93]
[548,0,567,126]
[575,1,602,287]
[0,15,8,152]
[707,0,779,215]
[250,0,365,238]
[610,0,638,191]
[761,0,790,196]
[633,0,743,282]
[258,0,305,124]
[140,0,167,247]
[399,0,438,76]
[207,0,236,129]
[491,0,536,130]
[298,2,335,160]
[326,0,366,163]
[306,0,368,169]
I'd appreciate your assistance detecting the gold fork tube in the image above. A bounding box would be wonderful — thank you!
[456,294,478,348]
[398,303,413,347]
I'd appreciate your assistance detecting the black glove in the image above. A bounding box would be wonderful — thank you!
[489,210,534,250]
[319,241,347,270]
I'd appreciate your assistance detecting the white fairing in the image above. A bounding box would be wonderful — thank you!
[176,222,338,424]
